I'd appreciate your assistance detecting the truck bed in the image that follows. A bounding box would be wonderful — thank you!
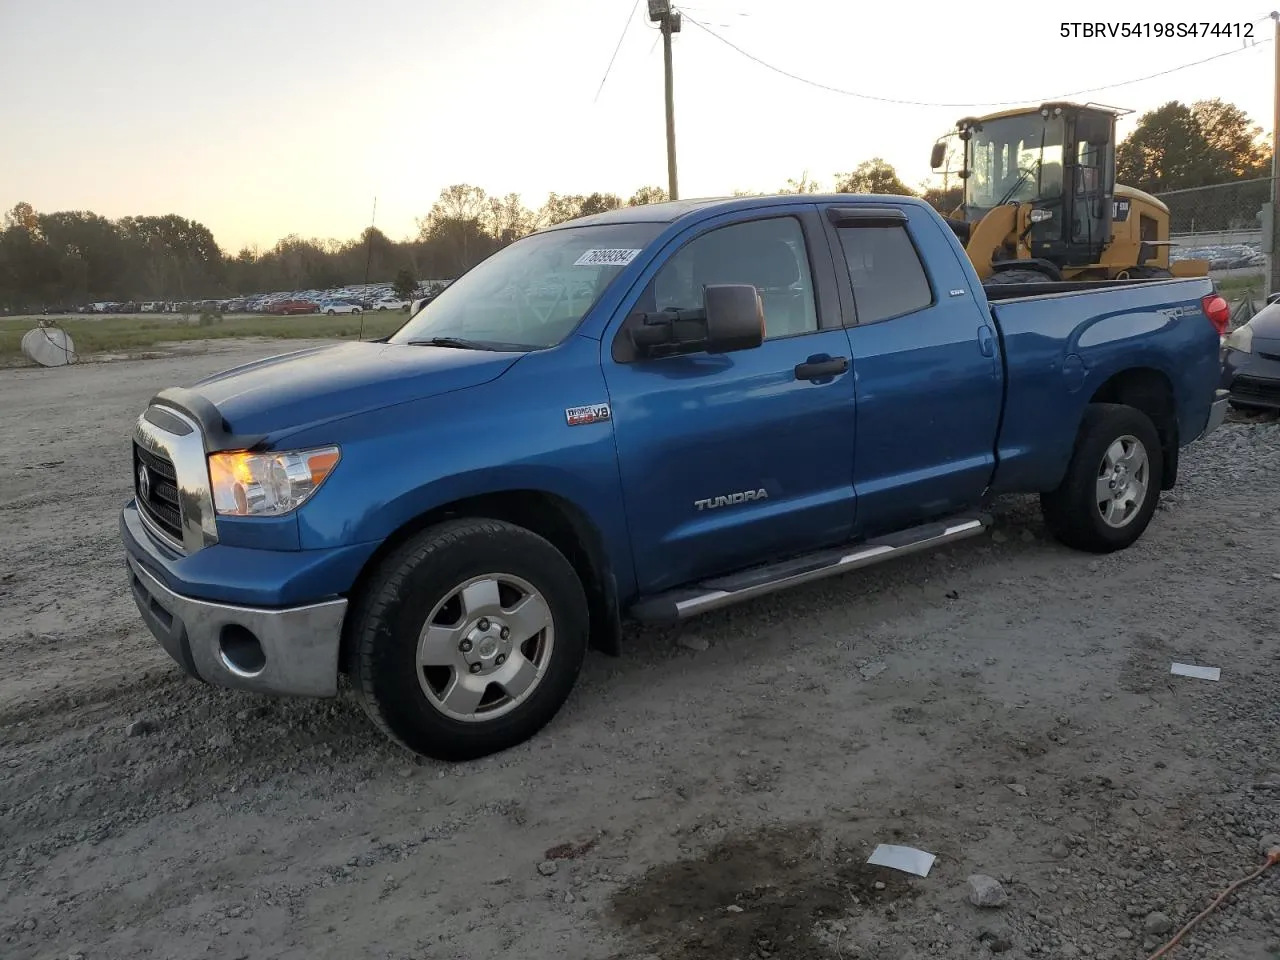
[983,275,1220,495]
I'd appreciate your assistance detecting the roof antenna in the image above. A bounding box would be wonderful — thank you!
[357,195,376,341]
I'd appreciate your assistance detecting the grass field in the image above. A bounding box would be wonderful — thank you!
[0,311,409,360]
[1213,271,1269,299]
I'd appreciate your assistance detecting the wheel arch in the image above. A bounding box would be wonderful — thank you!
[1085,366,1178,490]
[339,489,622,672]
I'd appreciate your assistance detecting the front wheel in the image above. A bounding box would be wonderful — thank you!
[348,518,589,761]
[1040,403,1163,553]
[326,309,336,315]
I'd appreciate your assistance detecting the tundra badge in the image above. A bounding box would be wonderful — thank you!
[694,488,768,511]
[565,403,611,426]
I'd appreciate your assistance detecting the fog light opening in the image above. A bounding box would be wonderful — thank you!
[219,624,266,677]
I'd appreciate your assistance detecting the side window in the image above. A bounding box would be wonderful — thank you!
[835,224,932,324]
[646,216,819,339]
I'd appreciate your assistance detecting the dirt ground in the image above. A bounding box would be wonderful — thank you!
[1,339,1278,960]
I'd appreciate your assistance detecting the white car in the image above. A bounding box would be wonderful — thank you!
[373,298,409,311]
[319,300,363,316]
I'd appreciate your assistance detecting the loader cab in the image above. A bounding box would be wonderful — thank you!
[941,103,1118,268]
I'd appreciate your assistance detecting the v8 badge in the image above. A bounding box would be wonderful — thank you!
[565,403,611,426]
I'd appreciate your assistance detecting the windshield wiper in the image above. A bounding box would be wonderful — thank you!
[406,337,489,350]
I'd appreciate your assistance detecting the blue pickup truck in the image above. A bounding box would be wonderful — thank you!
[121,194,1230,760]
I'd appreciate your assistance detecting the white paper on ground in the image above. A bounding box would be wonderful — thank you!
[866,843,936,877]
[1171,662,1221,681]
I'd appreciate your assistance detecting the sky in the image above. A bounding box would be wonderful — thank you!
[2,0,1276,252]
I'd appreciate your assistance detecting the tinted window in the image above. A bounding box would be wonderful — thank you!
[646,216,819,339]
[836,225,932,324]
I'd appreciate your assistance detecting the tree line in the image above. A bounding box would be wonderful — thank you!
[1,97,1269,313]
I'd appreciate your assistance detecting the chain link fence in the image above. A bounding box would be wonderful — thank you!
[1150,178,1270,274]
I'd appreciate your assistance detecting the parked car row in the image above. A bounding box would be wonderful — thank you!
[263,296,413,316]
[17,279,454,318]
[1172,242,1267,271]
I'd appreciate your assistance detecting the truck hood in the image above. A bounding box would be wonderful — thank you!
[189,340,522,436]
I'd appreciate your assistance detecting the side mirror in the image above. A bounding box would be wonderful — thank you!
[930,141,946,170]
[703,284,765,352]
[628,283,764,357]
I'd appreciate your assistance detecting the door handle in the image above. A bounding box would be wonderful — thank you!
[977,324,995,358]
[794,355,849,381]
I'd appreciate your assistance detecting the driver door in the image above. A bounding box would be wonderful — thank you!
[601,206,857,594]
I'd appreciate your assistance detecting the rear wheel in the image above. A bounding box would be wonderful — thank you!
[1040,403,1163,553]
[348,518,589,761]
[986,268,1054,285]
[326,309,336,315]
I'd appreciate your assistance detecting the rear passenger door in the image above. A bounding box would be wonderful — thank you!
[822,203,1003,537]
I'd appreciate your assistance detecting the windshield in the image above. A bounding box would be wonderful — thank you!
[388,222,665,350]
[965,113,1065,212]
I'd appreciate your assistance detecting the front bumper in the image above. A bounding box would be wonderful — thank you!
[125,549,347,697]
[1221,348,1280,410]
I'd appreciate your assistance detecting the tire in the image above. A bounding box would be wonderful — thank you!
[348,518,589,761]
[1040,403,1163,554]
[326,309,336,316]
[986,268,1053,285]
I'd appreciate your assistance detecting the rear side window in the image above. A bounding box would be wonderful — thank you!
[835,225,933,324]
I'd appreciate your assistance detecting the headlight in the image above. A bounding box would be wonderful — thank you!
[1223,324,1253,354]
[208,446,340,517]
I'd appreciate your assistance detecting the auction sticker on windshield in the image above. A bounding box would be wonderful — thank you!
[574,249,642,267]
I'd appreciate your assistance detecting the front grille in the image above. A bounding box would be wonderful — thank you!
[1230,375,1280,407]
[134,442,183,542]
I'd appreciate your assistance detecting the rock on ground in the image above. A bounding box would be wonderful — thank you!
[966,875,1009,908]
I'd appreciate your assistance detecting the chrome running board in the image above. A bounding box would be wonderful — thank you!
[629,514,990,624]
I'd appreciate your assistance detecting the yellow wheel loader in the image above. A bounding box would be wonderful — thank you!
[929,102,1210,286]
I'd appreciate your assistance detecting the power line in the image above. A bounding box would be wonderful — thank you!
[681,13,1274,109]
[594,0,643,103]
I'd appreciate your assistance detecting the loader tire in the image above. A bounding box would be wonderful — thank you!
[985,268,1053,285]
[1116,266,1173,280]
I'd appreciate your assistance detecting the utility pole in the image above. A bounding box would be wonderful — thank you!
[362,196,377,286]
[1270,11,1280,295]
[649,0,681,200]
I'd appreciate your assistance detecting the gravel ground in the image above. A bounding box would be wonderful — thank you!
[1,339,1278,960]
